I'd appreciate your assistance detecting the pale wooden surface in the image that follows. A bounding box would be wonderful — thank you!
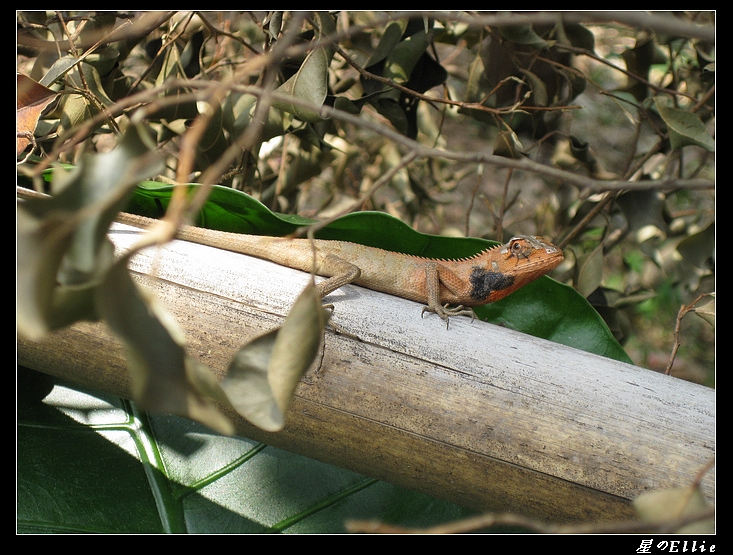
[17,220,716,523]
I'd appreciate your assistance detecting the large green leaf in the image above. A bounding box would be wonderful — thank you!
[126,183,632,364]
[17,368,478,533]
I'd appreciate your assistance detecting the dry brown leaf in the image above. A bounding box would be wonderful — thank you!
[17,73,58,156]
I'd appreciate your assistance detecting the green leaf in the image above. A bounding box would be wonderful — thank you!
[559,23,595,52]
[493,129,525,158]
[616,189,668,232]
[621,33,664,101]
[38,54,83,87]
[676,222,715,269]
[17,369,476,533]
[692,294,715,329]
[464,53,486,104]
[383,30,432,84]
[222,91,258,137]
[361,23,446,138]
[364,20,407,68]
[654,97,715,151]
[67,61,115,108]
[476,279,629,362]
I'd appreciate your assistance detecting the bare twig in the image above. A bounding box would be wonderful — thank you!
[396,11,715,42]
[345,506,715,534]
[666,293,714,375]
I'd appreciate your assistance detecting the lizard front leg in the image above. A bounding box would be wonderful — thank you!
[421,261,476,324]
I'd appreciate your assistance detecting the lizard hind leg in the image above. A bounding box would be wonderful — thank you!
[313,254,361,300]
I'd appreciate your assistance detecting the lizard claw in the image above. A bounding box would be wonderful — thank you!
[421,303,476,328]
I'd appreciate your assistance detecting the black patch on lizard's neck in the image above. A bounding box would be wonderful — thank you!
[469,267,515,301]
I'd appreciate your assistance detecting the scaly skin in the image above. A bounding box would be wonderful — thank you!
[116,212,564,321]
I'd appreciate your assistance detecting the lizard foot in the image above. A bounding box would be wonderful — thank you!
[421,303,476,328]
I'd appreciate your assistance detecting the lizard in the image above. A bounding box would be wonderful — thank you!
[115,211,564,322]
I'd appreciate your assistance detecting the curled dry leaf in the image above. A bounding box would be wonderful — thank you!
[98,256,235,436]
[17,73,58,156]
[221,280,329,432]
[693,294,715,329]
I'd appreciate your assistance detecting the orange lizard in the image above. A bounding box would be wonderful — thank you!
[116,212,564,322]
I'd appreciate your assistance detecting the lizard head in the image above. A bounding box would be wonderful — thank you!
[498,235,564,279]
[467,235,564,305]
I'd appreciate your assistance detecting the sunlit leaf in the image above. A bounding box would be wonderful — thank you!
[18,371,475,532]
[52,125,163,280]
[267,279,329,416]
[16,208,78,339]
[221,327,280,427]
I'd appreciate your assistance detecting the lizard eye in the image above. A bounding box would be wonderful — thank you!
[506,238,532,260]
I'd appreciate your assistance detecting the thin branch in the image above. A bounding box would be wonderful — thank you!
[398,11,715,42]
[345,506,715,534]
[666,293,714,375]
